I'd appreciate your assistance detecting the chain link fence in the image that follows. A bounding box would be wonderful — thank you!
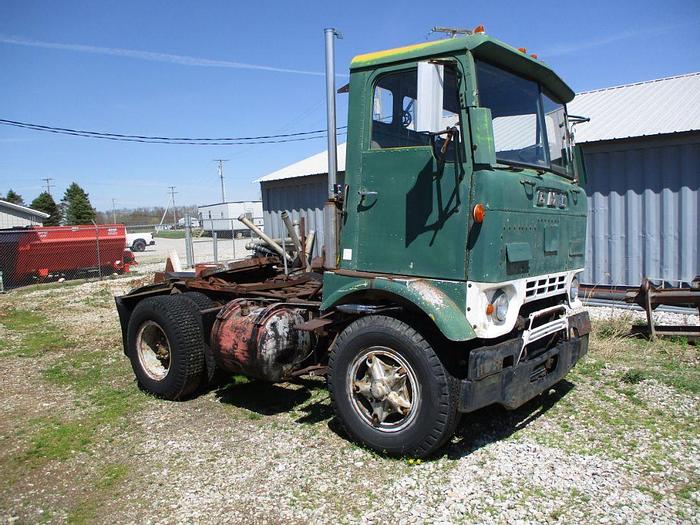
[0,224,135,291]
[0,217,271,291]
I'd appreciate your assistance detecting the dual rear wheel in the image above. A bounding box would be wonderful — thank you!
[126,292,216,400]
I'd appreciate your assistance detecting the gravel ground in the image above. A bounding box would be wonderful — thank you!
[1,277,698,524]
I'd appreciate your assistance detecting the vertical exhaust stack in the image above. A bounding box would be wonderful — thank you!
[323,27,341,270]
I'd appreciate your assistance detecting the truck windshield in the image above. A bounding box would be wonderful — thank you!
[475,60,571,177]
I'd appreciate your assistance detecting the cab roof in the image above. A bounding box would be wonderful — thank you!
[350,34,575,103]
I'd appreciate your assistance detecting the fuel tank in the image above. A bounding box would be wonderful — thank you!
[211,299,312,381]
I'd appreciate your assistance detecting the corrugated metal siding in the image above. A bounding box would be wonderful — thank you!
[0,209,44,228]
[582,133,700,286]
[262,173,344,258]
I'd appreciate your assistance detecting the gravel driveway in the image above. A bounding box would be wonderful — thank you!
[1,276,698,524]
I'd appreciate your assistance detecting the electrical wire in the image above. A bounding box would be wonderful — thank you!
[0,118,347,145]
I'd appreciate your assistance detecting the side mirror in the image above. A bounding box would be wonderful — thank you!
[468,107,496,166]
[573,144,587,185]
[415,61,444,133]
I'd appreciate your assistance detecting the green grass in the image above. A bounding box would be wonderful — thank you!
[1,307,145,472]
[154,230,185,239]
[0,308,72,357]
[21,418,93,464]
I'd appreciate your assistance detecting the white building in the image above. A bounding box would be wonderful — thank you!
[0,200,50,228]
[198,200,263,237]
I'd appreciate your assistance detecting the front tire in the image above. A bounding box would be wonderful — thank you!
[328,315,459,458]
[132,239,147,252]
[126,295,205,400]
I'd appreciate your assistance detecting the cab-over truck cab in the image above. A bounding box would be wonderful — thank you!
[321,34,589,452]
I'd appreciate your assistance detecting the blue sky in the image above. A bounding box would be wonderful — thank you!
[1,0,698,212]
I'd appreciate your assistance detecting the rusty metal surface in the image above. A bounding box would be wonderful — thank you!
[200,256,279,278]
[211,300,313,381]
[625,277,700,340]
[184,273,322,301]
[295,318,333,331]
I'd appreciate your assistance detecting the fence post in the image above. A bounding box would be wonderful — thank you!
[184,215,194,268]
[92,221,102,280]
[231,218,236,261]
[212,231,218,264]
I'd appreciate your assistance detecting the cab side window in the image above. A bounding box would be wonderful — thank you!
[370,67,460,153]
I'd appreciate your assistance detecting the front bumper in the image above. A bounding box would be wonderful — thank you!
[459,311,590,412]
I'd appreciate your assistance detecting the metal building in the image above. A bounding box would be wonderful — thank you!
[257,143,346,257]
[258,73,699,286]
[0,200,50,228]
[569,72,700,286]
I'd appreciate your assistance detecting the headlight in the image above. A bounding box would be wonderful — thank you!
[569,277,580,302]
[491,290,509,323]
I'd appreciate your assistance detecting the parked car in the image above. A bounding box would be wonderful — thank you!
[125,230,155,252]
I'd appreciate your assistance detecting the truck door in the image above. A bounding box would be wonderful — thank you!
[354,64,468,280]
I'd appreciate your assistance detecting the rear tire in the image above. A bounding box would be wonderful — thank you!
[132,239,147,252]
[180,291,226,386]
[127,295,205,400]
[327,315,460,458]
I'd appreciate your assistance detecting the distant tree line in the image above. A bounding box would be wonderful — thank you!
[95,204,198,226]
[1,184,193,227]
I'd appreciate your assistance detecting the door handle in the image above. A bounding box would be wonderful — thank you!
[358,190,378,198]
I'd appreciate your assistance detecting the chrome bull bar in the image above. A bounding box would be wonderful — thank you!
[516,305,569,365]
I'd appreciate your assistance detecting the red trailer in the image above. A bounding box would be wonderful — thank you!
[0,224,135,286]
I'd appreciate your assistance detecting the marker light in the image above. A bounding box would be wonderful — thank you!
[472,203,486,224]
[518,47,527,53]
[473,25,485,34]
[485,303,495,316]
[530,53,538,59]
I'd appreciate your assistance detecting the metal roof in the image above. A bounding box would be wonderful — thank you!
[257,72,700,183]
[0,199,50,218]
[569,72,700,143]
[255,142,347,183]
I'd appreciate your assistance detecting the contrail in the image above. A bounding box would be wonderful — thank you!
[0,34,328,76]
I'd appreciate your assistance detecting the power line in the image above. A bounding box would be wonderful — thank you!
[0,118,347,145]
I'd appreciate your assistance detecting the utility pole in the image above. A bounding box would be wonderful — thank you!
[214,159,229,202]
[168,186,178,226]
[42,177,54,196]
[111,198,117,224]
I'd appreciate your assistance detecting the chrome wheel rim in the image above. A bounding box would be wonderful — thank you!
[347,346,420,433]
[136,321,171,380]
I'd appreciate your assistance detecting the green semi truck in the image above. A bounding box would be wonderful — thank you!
[115,27,590,457]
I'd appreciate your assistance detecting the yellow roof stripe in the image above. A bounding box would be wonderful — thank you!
[351,40,444,66]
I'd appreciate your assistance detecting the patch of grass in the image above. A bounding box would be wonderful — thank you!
[0,308,44,331]
[83,287,114,309]
[97,463,129,489]
[21,419,93,465]
[622,368,648,384]
[0,308,72,357]
[154,230,185,239]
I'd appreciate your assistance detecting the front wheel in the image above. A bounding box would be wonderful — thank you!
[132,239,147,252]
[327,315,459,458]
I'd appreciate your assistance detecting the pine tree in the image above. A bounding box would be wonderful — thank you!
[4,189,25,206]
[61,183,96,225]
[30,192,61,226]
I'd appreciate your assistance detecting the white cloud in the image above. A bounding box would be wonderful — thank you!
[0,34,327,76]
